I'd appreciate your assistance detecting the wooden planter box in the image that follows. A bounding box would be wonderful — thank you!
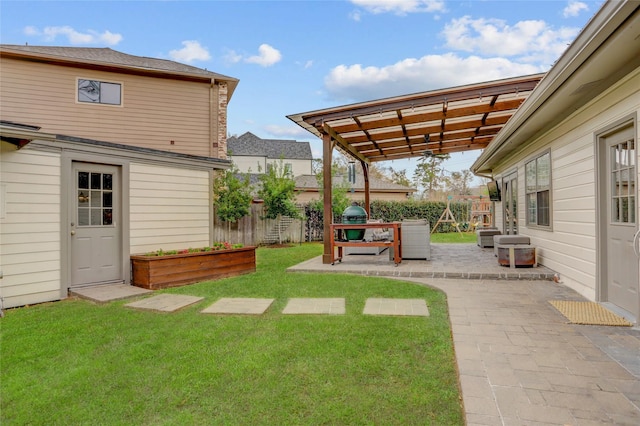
[131,246,256,290]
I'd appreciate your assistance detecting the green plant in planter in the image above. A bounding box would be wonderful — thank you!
[143,243,243,256]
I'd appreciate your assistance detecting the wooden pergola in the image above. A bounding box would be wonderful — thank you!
[287,73,544,264]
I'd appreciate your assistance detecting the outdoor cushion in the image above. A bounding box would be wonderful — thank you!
[493,235,530,256]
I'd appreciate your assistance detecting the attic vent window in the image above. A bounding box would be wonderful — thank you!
[78,79,122,105]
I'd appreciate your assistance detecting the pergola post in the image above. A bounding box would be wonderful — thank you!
[361,160,370,216]
[322,133,334,264]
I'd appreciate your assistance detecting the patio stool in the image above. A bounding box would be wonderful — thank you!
[493,235,530,256]
[476,228,501,247]
[496,244,537,268]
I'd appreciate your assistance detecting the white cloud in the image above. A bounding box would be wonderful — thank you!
[350,0,446,15]
[23,26,38,36]
[168,40,211,64]
[563,1,589,18]
[264,124,309,138]
[23,25,123,46]
[245,44,282,67]
[441,16,578,64]
[223,49,243,64]
[324,53,543,102]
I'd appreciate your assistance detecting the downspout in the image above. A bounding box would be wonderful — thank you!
[209,79,216,158]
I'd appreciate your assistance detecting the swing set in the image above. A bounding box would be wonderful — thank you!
[431,195,493,234]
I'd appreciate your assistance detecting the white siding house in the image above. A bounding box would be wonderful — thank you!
[0,45,237,309]
[472,0,640,322]
[0,141,62,307]
[129,164,213,254]
[228,132,313,176]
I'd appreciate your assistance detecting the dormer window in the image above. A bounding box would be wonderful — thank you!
[77,79,121,105]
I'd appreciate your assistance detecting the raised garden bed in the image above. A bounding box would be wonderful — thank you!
[131,246,256,290]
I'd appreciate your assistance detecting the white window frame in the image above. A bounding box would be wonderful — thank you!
[525,150,552,229]
[76,78,123,106]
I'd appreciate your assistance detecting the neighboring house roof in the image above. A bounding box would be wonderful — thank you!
[472,1,640,175]
[295,174,417,193]
[0,44,239,99]
[228,132,312,160]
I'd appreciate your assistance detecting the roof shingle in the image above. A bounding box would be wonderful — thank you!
[228,132,312,160]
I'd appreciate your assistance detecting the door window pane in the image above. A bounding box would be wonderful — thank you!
[103,192,112,208]
[610,140,636,224]
[103,209,113,225]
[90,191,101,207]
[77,170,115,227]
[78,208,89,226]
[91,209,102,226]
[91,173,101,189]
[78,172,89,189]
[103,174,112,190]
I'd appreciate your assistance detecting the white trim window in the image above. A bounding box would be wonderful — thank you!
[77,79,122,105]
[526,151,551,227]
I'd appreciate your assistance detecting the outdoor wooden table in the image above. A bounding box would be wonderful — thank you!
[330,222,402,266]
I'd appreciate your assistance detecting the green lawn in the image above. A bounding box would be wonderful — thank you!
[1,243,464,425]
[431,231,477,244]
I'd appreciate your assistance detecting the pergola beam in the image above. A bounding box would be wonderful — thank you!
[320,123,369,164]
[299,77,541,124]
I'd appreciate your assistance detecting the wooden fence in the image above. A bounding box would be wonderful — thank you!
[212,203,307,246]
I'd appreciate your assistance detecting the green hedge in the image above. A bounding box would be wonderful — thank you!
[303,200,472,241]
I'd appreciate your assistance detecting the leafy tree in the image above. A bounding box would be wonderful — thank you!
[388,167,411,187]
[212,165,253,234]
[445,170,474,196]
[412,154,450,199]
[258,160,302,244]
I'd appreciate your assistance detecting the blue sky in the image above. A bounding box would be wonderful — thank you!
[1,0,602,185]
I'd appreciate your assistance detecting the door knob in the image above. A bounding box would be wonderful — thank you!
[70,230,76,236]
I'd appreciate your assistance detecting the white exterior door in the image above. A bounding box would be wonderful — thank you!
[603,126,639,318]
[70,162,122,287]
